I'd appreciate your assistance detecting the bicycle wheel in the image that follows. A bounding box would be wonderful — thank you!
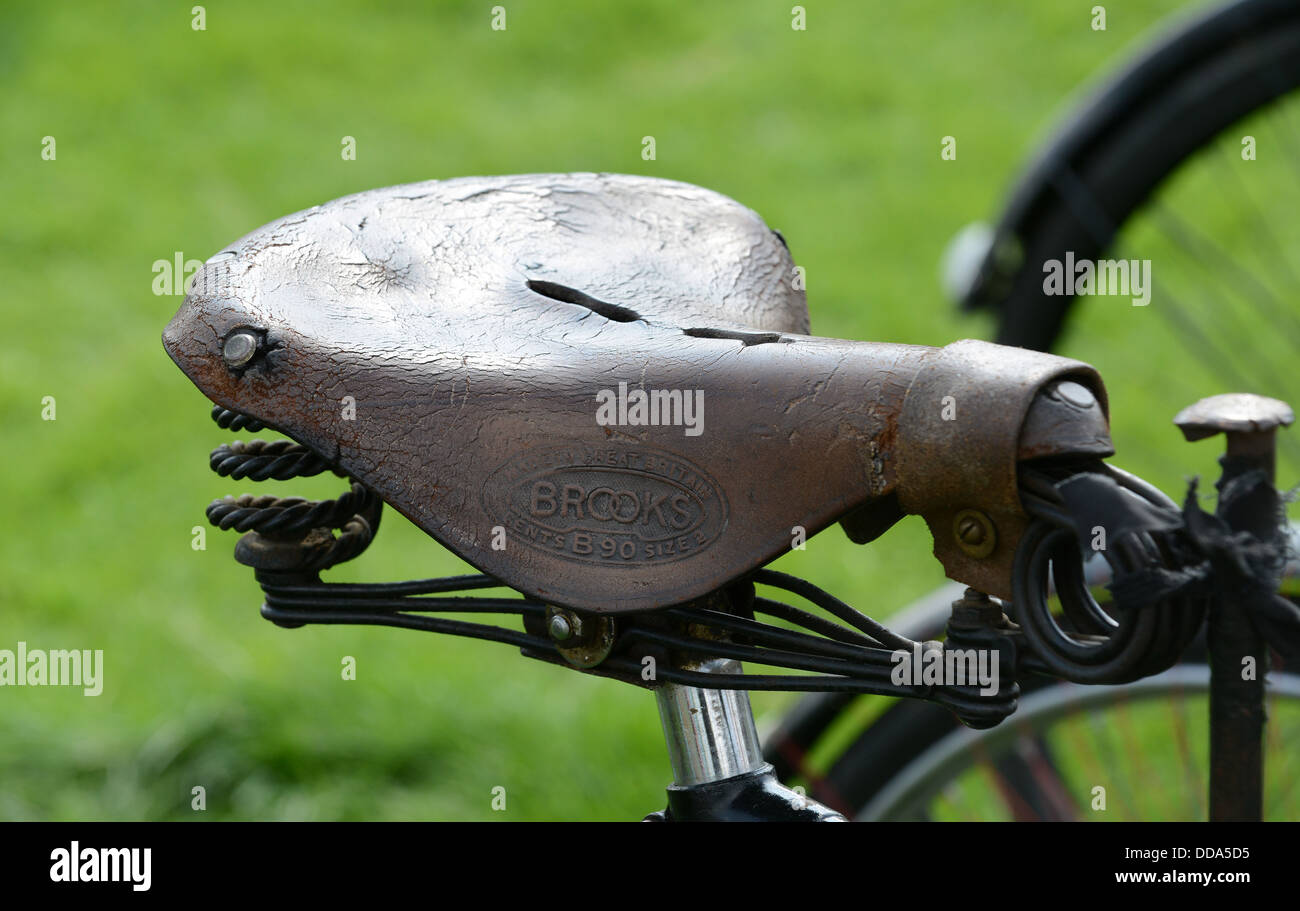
[852,661,1300,821]
[763,591,1300,821]
[962,0,1300,491]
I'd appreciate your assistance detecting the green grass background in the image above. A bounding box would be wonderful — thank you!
[0,0,1264,820]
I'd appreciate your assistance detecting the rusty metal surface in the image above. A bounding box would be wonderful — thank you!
[893,340,1108,599]
[164,173,1108,612]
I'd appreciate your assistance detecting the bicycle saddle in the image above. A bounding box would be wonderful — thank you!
[164,173,1112,612]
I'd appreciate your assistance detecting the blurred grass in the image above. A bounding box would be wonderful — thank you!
[0,0,1215,820]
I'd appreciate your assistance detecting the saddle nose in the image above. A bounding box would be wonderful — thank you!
[162,292,219,395]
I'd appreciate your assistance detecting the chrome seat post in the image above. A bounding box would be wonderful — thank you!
[655,658,766,787]
[651,657,847,820]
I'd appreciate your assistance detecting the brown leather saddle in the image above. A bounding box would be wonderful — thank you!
[164,173,1110,612]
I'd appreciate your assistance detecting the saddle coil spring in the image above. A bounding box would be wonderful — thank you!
[205,407,381,572]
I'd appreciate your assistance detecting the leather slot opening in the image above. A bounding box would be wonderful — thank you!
[526,279,641,323]
[683,327,786,346]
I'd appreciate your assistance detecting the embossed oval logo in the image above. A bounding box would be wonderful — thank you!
[483,445,728,565]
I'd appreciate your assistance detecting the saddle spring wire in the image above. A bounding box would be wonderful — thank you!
[210,405,265,432]
[1011,465,1207,684]
[204,406,380,571]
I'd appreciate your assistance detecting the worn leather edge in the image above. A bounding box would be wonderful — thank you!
[893,338,1109,599]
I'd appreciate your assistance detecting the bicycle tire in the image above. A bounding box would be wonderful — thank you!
[967,0,1300,350]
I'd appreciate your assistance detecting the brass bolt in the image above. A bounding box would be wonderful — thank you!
[952,509,996,559]
[957,516,984,545]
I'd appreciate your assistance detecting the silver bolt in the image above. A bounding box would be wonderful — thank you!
[548,614,573,641]
[222,330,259,368]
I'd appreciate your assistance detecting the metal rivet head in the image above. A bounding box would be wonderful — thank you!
[1173,392,1295,441]
[222,330,260,368]
[1055,380,1096,409]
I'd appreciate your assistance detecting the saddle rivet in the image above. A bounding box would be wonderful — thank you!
[545,606,615,668]
[222,329,260,368]
[1055,380,1096,409]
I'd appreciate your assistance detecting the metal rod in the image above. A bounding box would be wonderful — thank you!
[1208,430,1274,821]
[1175,393,1292,822]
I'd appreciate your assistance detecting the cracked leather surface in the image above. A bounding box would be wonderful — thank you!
[163,173,1101,611]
